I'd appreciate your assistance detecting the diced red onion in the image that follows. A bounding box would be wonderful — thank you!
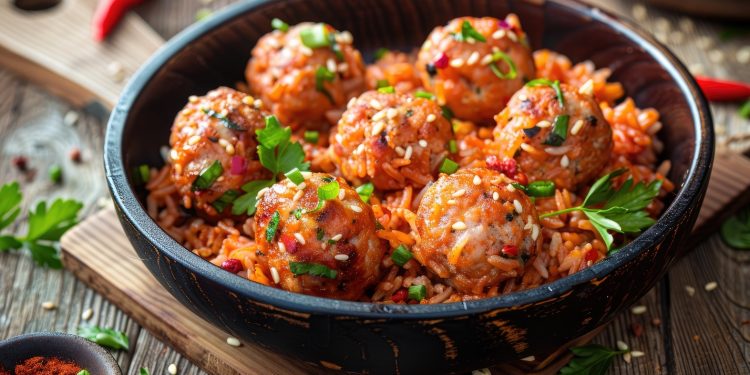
[230,156,246,175]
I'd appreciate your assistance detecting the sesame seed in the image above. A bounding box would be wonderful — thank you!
[631,305,647,315]
[404,146,413,160]
[452,221,467,230]
[480,54,494,65]
[520,356,535,362]
[419,139,428,148]
[395,146,405,156]
[631,4,647,21]
[578,79,594,96]
[506,184,515,192]
[327,58,337,72]
[449,58,465,68]
[616,340,629,351]
[225,144,235,155]
[452,189,466,197]
[473,175,481,185]
[107,61,125,82]
[187,135,201,145]
[372,110,386,122]
[623,352,632,364]
[708,49,724,63]
[426,114,437,123]
[294,233,306,245]
[685,285,696,296]
[270,267,280,284]
[493,192,500,200]
[570,119,585,135]
[331,233,343,241]
[226,336,242,347]
[560,155,570,168]
[447,199,457,205]
[189,95,199,103]
[535,120,552,128]
[218,139,229,147]
[631,351,645,358]
[168,364,178,374]
[81,308,93,321]
[335,254,350,261]
[492,29,506,40]
[531,224,539,240]
[370,99,383,110]
[371,121,386,136]
[41,301,56,310]
[386,108,398,119]
[737,47,750,64]
[278,242,287,253]
[467,51,480,65]
[513,199,523,214]
[242,95,254,105]
[704,281,718,291]
[170,149,179,161]
[350,204,363,213]
[520,143,537,153]
[300,46,313,56]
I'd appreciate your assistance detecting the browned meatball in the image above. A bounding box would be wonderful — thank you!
[414,168,542,295]
[169,87,269,216]
[330,90,453,190]
[254,173,386,300]
[492,82,612,190]
[416,15,535,123]
[246,23,366,130]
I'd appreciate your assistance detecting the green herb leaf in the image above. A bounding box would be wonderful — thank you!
[448,139,458,153]
[232,180,274,216]
[195,8,212,21]
[356,182,374,203]
[378,86,395,94]
[721,206,750,249]
[0,182,22,232]
[391,244,413,266]
[408,284,426,301]
[77,326,129,350]
[139,368,150,375]
[376,79,390,89]
[201,108,245,131]
[560,344,627,375]
[489,50,518,80]
[271,18,289,32]
[441,105,454,121]
[300,23,331,48]
[0,236,22,251]
[136,164,150,185]
[374,47,389,61]
[265,211,281,242]
[415,90,435,100]
[26,199,83,243]
[211,190,240,213]
[304,130,319,144]
[527,180,556,197]
[76,370,91,375]
[582,169,628,207]
[738,99,750,119]
[455,20,486,42]
[255,115,310,181]
[439,158,459,174]
[49,164,62,184]
[315,66,336,104]
[526,79,564,108]
[285,168,305,185]
[257,115,290,149]
[289,261,338,279]
[191,160,223,191]
[543,115,569,146]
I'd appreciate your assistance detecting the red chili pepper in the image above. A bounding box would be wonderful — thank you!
[221,258,243,274]
[391,289,408,303]
[92,0,146,41]
[695,76,750,102]
[501,244,518,257]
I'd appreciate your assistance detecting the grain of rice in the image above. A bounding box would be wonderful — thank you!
[372,110,386,122]
[278,242,286,253]
[426,114,437,123]
[493,192,500,200]
[452,189,466,197]
[226,337,242,347]
[544,145,571,155]
[296,182,307,191]
[631,351,645,358]
[520,143,537,153]
[623,352,632,364]
[370,99,384,110]
[531,224,539,240]
[338,189,345,200]
[371,121,386,136]
[294,233,306,244]
[617,340,629,351]
[513,200,523,214]
[452,221,467,230]
[704,281,718,291]
[350,204,363,213]
[187,135,201,145]
[394,146,405,156]
[631,305,647,315]
[335,254,350,261]
[473,175,481,185]
[507,31,518,42]
[270,267,280,284]
[578,79,594,96]
[387,108,398,119]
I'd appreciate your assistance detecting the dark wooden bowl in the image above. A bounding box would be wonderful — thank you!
[104,0,713,373]
[0,332,122,374]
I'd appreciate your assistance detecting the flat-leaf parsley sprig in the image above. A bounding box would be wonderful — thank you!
[539,169,662,251]
[559,344,628,375]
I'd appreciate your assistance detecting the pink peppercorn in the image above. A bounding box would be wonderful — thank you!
[221,258,243,274]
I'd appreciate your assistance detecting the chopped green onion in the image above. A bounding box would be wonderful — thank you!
[289,261,338,279]
[317,227,325,240]
[212,190,240,212]
[77,370,91,375]
[542,115,569,146]
[489,51,517,80]
[740,99,750,119]
[285,168,305,185]
[408,284,426,301]
[271,18,289,32]
[292,208,303,219]
[439,158,459,174]
[391,244,413,266]
[448,139,458,153]
[49,165,62,184]
[315,66,336,104]
[356,182,374,203]
[441,105,454,121]
[455,20,486,42]
[526,181,555,197]
[329,32,344,60]
[135,164,150,185]
[415,90,435,100]
[378,85,395,94]
[202,108,245,131]
[374,47,389,61]
[376,79,390,89]
[139,369,150,375]
[300,23,331,48]
[526,79,565,108]
[192,160,223,191]
[265,211,281,242]
[310,179,340,212]
[304,130,320,144]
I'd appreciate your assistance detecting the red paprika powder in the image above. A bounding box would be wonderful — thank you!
[14,356,81,375]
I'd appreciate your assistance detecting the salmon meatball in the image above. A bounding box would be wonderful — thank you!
[254,173,386,300]
[414,168,542,295]
[330,91,453,190]
[246,23,366,130]
[416,15,535,123]
[169,87,269,216]
[492,82,612,190]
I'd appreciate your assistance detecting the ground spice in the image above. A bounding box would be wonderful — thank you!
[14,356,81,375]
[0,365,10,375]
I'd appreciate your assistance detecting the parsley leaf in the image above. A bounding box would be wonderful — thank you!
[139,369,150,375]
[26,199,84,242]
[77,326,130,350]
[721,206,750,249]
[559,344,627,375]
[540,169,661,250]
[0,182,22,232]
[232,180,273,216]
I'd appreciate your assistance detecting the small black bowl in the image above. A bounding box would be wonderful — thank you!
[0,332,122,374]
[104,0,713,373]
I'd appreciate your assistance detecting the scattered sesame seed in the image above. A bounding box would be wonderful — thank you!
[704,281,718,291]
[520,143,537,153]
[371,121,386,136]
[467,51,480,65]
[41,301,56,310]
[616,340,629,351]
[685,285,696,296]
[452,221,467,230]
[226,336,242,347]
[81,308,94,321]
[404,146,413,160]
[225,144,235,155]
[535,120,552,128]
[632,4,647,21]
[107,61,125,82]
[631,351,645,358]
[270,267,280,284]
[187,135,202,145]
[452,189,466,197]
[189,95,199,103]
[337,30,353,44]
[334,254,350,261]
[350,204,363,213]
[386,108,398,119]
[64,111,80,126]
[493,192,500,200]
[473,175,481,185]
[669,30,685,44]
[492,29,506,40]
[506,31,518,42]
[560,155,570,168]
[678,17,694,32]
[520,356,535,362]
[531,224,539,240]
[218,139,229,147]
[372,110,386,122]
[737,47,750,64]
[331,234,343,241]
[578,79,594,96]
[426,114,437,123]
[513,199,523,214]
[708,49,724,63]
[695,36,713,49]
[294,233,306,245]
[623,352,632,364]
[419,139,428,148]
[447,199,457,205]
[654,17,671,32]
[254,98,264,109]
[631,305,647,315]
[370,99,383,110]
[168,364,177,374]
[480,54,494,65]
[278,242,287,253]
[450,58,465,68]
[570,119,585,135]
[395,146,406,156]
[327,58,337,73]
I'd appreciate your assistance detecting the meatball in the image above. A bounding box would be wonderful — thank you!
[416,15,535,123]
[330,90,453,190]
[365,50,423,94]
[254,173,386,300]
[492,82,612,190]
[414,168,542,295]
[246,23,367,130]
[169,87,270,216]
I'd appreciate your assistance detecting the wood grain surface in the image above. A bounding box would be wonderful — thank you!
[1,0,749,374]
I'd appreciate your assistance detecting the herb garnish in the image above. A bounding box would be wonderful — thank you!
[454,20,486,42]
[526,79,564,108]
[139,369,150,375]
[300,23,331,48]
[543,115,570,146]
[289,261,338,279]
[391,244,413,266]
[76,370,91,375]
[192,160,223,191]
[720,206,750,249]
[271,18,289,32]
[201,108,245,131]
[559,344,628,375]
[266,211,281,242]
[408,284,426,300]
[415,90,435,100]
[211,190,240,213]
[488,51,518,80]
[439,158,459,174]
[304,130,319,144]
[378,86,395,94]
[539,169,661,250]
[739,99,750,119]
[315,66,336,104]
[356,182,374,203]
[77,326,129,350]
[374,48,389,61]
[49,165,62,184]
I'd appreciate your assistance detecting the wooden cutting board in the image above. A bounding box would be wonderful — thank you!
[59,151,750,375]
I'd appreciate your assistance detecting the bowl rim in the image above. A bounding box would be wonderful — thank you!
[104,0,713,318]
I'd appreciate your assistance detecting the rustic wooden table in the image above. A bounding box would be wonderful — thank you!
[1,1,748,374]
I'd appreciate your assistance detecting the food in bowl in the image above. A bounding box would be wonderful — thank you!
[140,15,674,304]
